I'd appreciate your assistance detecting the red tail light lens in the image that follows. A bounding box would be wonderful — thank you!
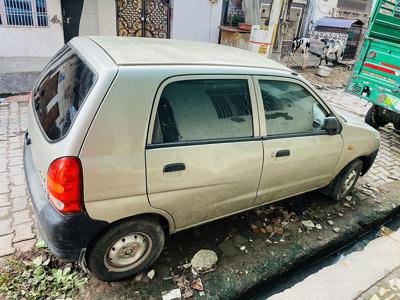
[47,157,83,214]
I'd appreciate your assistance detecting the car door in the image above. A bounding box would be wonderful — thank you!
[254,76,344,205]
[146,75,263,230]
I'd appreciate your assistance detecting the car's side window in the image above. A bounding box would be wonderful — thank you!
[259,80,328,136]
[152,79,253,144]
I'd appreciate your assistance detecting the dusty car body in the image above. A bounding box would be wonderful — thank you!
[24,36,380,281]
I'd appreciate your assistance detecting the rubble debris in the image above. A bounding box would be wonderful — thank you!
[274,226,284,235]
[315,224,323,230]
[162,289,182,300]
[134,272,145,282]
[191,278,204,292]
[327,220,334,226]
[378,287,388,296]
[271,218,281,225]
[333,227,340,233]
[369,294,380,300]
[301,220,315,229]
[298,228,303,234]
[266,225,274,233]
[175,276,191,290]
[389,278,400,290]
[182,290,194,298]
[191,250,218,272]
[240,246,246,251]
[379,226,394,237]
[345,196,352,202]
[147,269,155,280]
[343,202,352,208]
[338,213,344,217]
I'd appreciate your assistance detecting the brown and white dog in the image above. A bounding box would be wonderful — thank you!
[287,37,311,70]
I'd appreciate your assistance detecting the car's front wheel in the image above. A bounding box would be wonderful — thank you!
[365,106,388,129]
[86,217,165,282]
[323,159,363,201]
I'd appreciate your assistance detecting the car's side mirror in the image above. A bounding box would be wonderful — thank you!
[323,116,339,135]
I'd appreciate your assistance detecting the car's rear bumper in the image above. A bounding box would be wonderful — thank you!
[24,135,108,261]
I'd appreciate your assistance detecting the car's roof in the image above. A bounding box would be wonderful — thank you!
[87,36,289,71]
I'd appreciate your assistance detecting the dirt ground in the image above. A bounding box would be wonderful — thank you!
[298,66,352,90]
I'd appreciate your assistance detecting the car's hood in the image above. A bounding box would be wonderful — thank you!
[334,107,366,127]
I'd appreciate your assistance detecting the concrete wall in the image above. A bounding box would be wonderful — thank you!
[0,0,64,57]
[170,0,223,43]
[79,0,116,36]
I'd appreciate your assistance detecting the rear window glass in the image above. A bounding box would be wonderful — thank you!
[33,48,95,141]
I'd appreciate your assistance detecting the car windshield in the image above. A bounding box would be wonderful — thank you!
[32,47,95,141]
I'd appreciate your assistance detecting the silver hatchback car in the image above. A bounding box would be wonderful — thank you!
[24,36,380,281]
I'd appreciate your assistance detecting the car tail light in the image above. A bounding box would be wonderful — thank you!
[47,157,83,214]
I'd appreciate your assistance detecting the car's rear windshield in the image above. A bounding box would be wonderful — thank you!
[33,46,95,141]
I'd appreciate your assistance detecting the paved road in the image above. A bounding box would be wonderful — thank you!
[0,90,399,261]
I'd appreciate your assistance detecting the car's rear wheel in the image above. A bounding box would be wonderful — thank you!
[86,217,165,282]
[323,159,363,201]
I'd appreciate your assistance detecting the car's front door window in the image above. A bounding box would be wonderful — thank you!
[259,80,328,135]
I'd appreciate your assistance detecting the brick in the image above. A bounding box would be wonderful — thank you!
[13,222,34,243]
[12,209,30,225]
[8,156,23,166]
[0,219,14,236]
[0,206,9,218]
[0,194,10,208]
[11,174,25,186]
[0,234,15,257]
[14,239,36,253]
[10,185,26,198]
[9,165,24,176]
[11,196,28,212]
[0,183,9,194]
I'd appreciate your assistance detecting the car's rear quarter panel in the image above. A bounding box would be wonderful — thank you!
[27,38,118,189]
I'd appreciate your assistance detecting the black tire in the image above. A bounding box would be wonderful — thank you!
[365,106,388,129]
[86,217,165,282]
[325,159,363,202]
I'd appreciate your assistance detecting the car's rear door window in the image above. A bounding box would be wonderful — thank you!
[33,48,95,141]
[151,79,253,144]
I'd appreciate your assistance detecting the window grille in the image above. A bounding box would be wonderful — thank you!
[0,0,48,27]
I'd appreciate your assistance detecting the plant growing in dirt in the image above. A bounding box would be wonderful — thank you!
[0,242,88,299]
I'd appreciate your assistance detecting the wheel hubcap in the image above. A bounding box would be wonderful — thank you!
[104,233,152,272]
[342,169,358,194]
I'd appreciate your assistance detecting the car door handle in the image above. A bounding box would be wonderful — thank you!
[276,150,290,157]
[163,163,186,173]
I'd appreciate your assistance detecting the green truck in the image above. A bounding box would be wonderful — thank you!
[347,0,400,130]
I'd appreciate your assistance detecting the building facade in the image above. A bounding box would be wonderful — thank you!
[0,0,223,58]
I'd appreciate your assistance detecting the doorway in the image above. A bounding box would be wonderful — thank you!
[116,0,170,38]
[60,0,84,43]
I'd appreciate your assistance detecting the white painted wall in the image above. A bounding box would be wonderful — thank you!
[312,0,338,23]
[0,0,64,57]
[97,0,116,35]
[170,0,223,43]
[79,0,116,36]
